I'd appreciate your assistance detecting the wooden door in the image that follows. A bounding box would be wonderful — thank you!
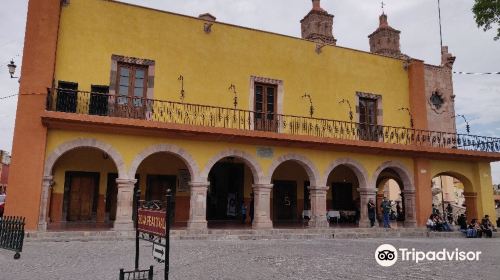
[273,181,297,221]
[254,83,278,132]
[68,174,98,221]
[146,175,177,223]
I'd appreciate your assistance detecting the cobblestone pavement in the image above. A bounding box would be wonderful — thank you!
[1,238,499,280]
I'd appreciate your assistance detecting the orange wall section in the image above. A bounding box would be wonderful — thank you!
[408,60,429,131]
[5,0,62,230]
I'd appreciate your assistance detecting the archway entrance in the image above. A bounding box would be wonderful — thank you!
[206,157,254,228]
[326,165,360,226]
[431,174,468,227]
[270,161,310,227]
[49,147,119,230]
[375,169,405,227]
[134,152,192,228]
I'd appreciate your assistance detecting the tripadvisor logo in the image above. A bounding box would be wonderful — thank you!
[375,244,482,267]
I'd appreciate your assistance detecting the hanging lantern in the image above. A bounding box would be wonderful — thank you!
[7,60,17,78]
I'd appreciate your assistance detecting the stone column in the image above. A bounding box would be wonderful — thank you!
[113,178,137,231]
[187,182,209,230]
[357,188,378,228]
[463,192,478,222]
[252,184,273,229]
[37,176,54,231]
[402,189,417,228]
[308,185,329,228]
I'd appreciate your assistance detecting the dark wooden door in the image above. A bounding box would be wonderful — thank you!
[106,173,118,221]
[146,175,177,223]
[68,173,98,221]
[331,183,354,210]
[207,162,244,220]
[273,181,297,221]
[254,83,278,132]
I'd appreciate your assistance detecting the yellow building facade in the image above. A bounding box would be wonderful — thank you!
[6,0,500,231]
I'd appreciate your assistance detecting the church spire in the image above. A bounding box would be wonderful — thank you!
[368,9,402,58]
[301,0,336,45]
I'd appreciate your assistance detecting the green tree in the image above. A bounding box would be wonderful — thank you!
[472,0,500,40]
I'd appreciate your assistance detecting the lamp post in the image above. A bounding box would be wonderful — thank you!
[338,99,353,122]
[228,84,237,109]
[178,75,185,102]
[398,107,414,128]
[301,93,314,117]
[7,60,18,79]
[453,114,470,134]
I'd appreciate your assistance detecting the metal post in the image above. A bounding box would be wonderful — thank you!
[165,189,172,280]
[135,189,141,271]
[440,176,446,218]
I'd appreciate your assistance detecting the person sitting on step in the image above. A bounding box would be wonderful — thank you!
[466,219,482,238]
[481,215,494,238]
[457,214,468,232]
[426,214,436,231]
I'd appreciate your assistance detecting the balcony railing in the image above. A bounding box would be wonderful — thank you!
[46,88,500,153]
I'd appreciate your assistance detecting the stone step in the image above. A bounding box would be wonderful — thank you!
[25,228,494,242]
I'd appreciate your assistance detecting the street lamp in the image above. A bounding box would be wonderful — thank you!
[301,93,314,117]
[398,107,414,128]
[7,60,18,78]
[453,114,470,134]
[338,99,353,122]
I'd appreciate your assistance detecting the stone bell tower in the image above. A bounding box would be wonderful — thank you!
[300,0,336,45]
[368,12,402,58]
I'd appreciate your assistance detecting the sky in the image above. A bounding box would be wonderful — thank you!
[0,0,499,183]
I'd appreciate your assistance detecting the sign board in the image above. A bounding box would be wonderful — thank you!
[256,147,273,158]
[152,244,166,261]
[137,209,166,237]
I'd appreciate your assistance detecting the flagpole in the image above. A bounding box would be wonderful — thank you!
[438,0,443,54]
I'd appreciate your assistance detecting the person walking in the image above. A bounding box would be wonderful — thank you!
[367,199,376,227]
[241,202,247,224]
[249,192,255,224]
[381,197,392,228]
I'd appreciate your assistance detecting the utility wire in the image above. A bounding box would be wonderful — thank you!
[453,71,500,75]
[0,94,18,100]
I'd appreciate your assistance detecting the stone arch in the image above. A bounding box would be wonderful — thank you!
[372,161,416,227]
[431,171,474,193]
[267,154,320,186]
[44,138,126,178]
[200,149,265,184]
[323,158,369,189]
[372,161,414,190]
[129,144,201,182]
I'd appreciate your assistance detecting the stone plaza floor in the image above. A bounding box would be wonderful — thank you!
[1,238,499,279]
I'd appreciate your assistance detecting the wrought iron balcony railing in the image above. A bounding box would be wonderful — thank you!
[46,88,500,153]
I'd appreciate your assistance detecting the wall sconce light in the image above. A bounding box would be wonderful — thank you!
[453,114,470,134]
[178,75,185,102]
[398,107,414,128]
[7,60,18,79]
[339,99,354,122]
[228,84,238,109]
[102,152,109,160]
[301,93,314,117]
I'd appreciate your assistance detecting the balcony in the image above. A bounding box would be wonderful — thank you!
[45,88,500,156]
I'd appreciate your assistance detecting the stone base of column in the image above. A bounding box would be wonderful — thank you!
[37,222,47,231]
[308,217,329,228]
[404,220,417,228]
[187,220,208,230]
[358,220,371,228]
[252,219,273,229]
[113,220,134,231]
